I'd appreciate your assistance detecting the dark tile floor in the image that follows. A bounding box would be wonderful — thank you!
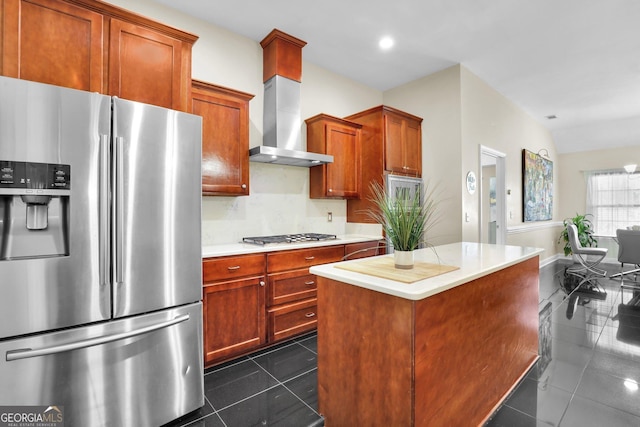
[485,261,640,427]
[164,333,322,427]
[166,260,640,427]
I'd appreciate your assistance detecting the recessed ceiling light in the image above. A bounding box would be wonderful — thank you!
[379,37,394,50]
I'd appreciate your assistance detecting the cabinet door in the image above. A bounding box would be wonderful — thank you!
[403,118,422,177]
[203,276,266,365]
[109,18,186,111]
[307,114,361,199]
[1,0,104,91]
[192,82,253,196]
[384,112,422,177]
[325,122,360,198]
[384,113,405,174]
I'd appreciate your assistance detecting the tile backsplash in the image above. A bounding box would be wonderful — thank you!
[201,162,381,245]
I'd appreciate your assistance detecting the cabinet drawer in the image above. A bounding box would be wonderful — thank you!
[344,241,384,260]
[203,254,265,282]
[267,245,344,273]
[267,269,317,306]
[267,298,317,342]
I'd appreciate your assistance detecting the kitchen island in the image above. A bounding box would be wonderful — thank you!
[309,242,543,427]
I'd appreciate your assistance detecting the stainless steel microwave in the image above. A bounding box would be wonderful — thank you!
[385,174,423,204]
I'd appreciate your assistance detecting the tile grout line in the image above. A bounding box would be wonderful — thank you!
[247,342,323,418]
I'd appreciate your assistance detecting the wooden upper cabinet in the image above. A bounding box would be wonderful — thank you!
[384,109,423,177]
[192,80,254,196]
[306,114,362,199]
[1,0,105,92]
[345,105,423,223]
[109,18,189,110]
[1,0,197,111]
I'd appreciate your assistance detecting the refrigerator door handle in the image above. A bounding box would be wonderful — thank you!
[100,134,110,289]
[115,136,125,286]
[5,314,190,362]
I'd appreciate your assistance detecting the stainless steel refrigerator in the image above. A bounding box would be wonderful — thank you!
[0,76,203,426]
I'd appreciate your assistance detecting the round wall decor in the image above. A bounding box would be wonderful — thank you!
[466,171,477,194]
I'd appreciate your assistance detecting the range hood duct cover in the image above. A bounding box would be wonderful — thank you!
[250,75,332,167]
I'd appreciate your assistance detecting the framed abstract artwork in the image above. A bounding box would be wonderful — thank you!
[522,149,553,222]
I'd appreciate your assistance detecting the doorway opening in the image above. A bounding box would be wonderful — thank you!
[479,146,506,244]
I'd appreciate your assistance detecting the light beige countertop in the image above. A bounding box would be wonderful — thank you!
[309,242,544,301]
[202,234,384,258]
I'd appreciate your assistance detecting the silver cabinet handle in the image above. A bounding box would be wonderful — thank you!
[328,189,333,192]
[305,312,316,318]
[259,281,265,287]
[241,184,247,189]
[6,314,190,362]
[227,265,241,271]
[305,256,315,261]
[304,281,315,285]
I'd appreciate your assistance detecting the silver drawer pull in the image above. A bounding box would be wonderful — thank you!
[227,265,241,270]
[305,312,316,318]
[305,281,315,285]
[305,256,315,261]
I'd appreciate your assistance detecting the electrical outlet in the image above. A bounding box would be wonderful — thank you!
[327,212,333,222]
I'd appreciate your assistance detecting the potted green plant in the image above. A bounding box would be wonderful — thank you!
[366,180,441,269]
[557,213,599,256]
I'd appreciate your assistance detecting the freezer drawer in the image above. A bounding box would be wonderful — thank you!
[0,302,203,427]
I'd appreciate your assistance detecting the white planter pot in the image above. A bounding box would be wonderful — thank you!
[394,250,415,270]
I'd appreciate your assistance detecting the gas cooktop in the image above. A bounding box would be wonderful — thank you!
[242,233,337,246]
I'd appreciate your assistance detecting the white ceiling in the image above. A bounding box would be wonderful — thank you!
[156,0,640,154]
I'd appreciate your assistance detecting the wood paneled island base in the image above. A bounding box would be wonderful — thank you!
[317,256,539,427]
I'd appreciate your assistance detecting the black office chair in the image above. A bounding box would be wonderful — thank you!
[611,228,640,282]
[565,223,608,287]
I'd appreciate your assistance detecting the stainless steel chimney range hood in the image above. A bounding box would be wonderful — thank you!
[250,29,333,168]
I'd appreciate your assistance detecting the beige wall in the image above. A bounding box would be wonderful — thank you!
[459,67,560,261]
[558,146,640,220]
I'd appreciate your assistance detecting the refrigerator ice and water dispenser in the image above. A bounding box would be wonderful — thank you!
[0,160,70,260]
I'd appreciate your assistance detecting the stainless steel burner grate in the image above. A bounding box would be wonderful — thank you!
[242,233,337,245]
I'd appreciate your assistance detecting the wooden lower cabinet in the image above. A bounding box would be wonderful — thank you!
[203,254,266,366]
[203,276,266,365]
[203,241,380,367]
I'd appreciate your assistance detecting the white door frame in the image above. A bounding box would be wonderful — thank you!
[479,145,507,244]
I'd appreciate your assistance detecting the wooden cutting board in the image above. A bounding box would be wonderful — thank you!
[335,256,459,283]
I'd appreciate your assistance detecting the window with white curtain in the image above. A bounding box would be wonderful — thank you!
[586,170,640,236]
